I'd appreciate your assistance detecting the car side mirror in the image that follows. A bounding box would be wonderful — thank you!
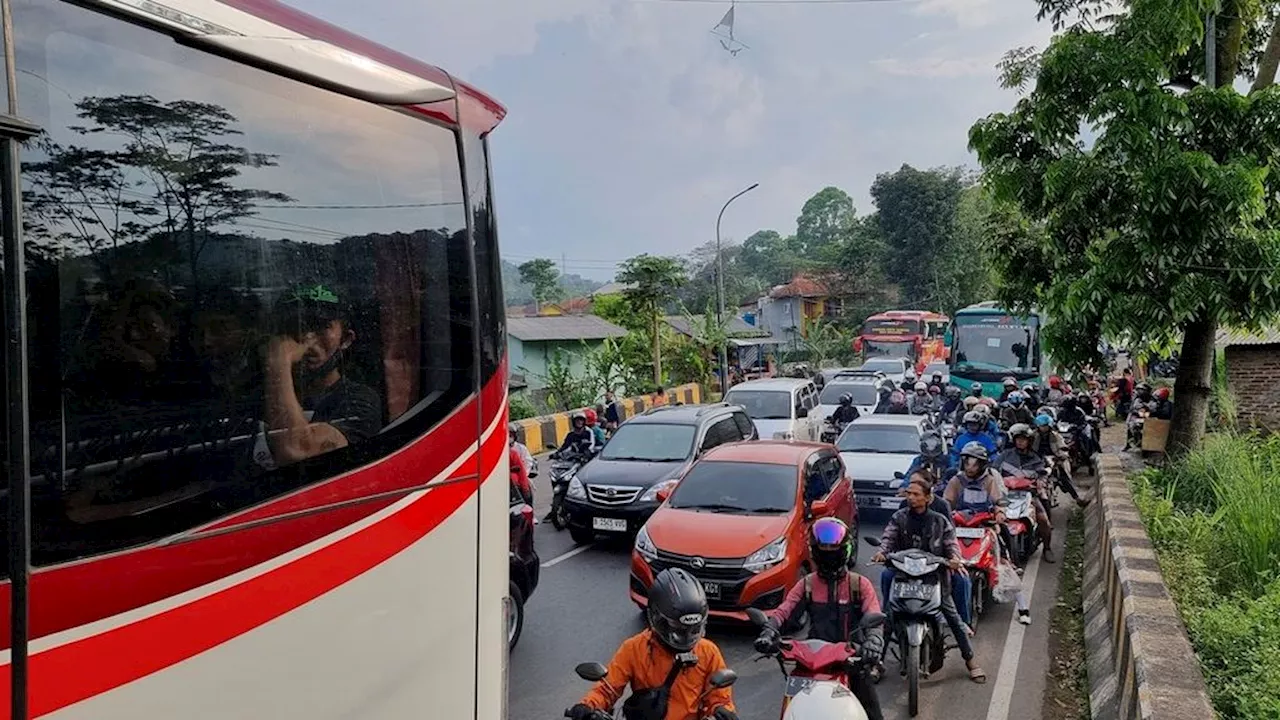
[808,499,830,516]
[745,607,769,628]
[796,406,809,418]
[708,668,738,689]
[893,471,906,480]
[574,662,609,682]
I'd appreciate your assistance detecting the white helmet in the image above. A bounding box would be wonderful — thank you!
[914,381,928,392]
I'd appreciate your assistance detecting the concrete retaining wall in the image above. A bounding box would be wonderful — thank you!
[511,383,703,452]
[1083,454,1216,720]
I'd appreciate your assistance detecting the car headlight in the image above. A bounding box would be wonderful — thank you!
[634,526,658,562]
[566,476,586,499]
[743,537,787,573]
[773,431,794,441]
[640,479,677,502]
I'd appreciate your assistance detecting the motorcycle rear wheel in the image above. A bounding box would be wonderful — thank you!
[907,642,922,717]
[551,496,569,530]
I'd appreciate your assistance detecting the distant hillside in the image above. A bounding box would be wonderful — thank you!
[500,259,605,306]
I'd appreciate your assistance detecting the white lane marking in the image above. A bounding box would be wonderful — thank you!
[541,543,595,568]
[984,548,1043,720]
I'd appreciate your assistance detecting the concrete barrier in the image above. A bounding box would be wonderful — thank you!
[511,383,703,452]
[1082,454,1216,720]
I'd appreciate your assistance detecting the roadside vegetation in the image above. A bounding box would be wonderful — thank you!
[1042,508,1089,720]
[1131,434,1280,719]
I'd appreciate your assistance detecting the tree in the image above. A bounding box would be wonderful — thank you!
[617,254,687,384]
[69,95,292,287]
[872,165,968,309]
[970,0,1280,456]
[517,258,562,311]
[945,185,1000,313]
[802,318,854,368]
[795,186,856,259]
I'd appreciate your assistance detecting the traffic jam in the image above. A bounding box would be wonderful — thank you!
[508,353,1093,720]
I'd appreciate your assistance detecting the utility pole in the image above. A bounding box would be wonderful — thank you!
[716,183,759,394]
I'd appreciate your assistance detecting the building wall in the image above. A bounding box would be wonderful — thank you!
[508,338,604,389]
[758,297,802,350]
[1225,344,1280,429]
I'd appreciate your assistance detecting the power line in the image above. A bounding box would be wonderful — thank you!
[629,0,917,4]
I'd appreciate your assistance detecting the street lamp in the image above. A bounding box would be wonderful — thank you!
[716,182,759,394]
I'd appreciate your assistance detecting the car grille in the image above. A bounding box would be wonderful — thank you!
[586,484,643,505]
[651,549,753,583]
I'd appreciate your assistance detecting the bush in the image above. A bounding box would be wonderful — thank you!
[1132,435,1280,720]
[509,393,537,422]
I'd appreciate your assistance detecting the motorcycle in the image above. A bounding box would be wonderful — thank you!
[546,444,594,531]
[1057,421,1096,476]
[951,510,1001,630]
[745,607,885,720]
[1128,407,1151,449]
[568,660,738,720]
[861,541,949,718]
[1001,475,1041,567]
[821,415,850,445]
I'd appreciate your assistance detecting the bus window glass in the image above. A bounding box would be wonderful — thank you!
[952,318,1039,372]
[14,0,473,570]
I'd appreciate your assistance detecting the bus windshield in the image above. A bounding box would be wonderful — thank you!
[863,339,914,359]
[952,316,1040,374]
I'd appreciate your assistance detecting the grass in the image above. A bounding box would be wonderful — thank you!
[1041,507,1090,720]
[1131,432,1280,719]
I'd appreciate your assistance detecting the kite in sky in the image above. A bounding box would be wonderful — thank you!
[710,1,748,56]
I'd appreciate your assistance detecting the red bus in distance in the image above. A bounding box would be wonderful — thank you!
[853,310,950,374]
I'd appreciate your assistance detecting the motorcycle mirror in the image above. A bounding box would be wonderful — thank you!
[892,471,906,480]
[862,536,880,548]
[574,662,609,682]
[860,612,887,629]
[744,607,769,628]
[707,668,738,689]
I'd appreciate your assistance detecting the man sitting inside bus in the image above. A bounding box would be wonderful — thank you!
[257,284,382,469]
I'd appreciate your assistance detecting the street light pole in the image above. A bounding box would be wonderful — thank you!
[716,182,759,394]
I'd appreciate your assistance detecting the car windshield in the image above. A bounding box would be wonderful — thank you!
[819,382,879,406]
[837,424,921,454]
[723,390,793,420]
[666,461,796,514]
[925,363,948,377]
[863,340,913,359]
[598,423,695,462]
[859,358,905,374]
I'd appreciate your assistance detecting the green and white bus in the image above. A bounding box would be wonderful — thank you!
[948,302,1046,397]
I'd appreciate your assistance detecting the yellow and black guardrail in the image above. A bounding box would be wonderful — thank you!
[512,383,703,451]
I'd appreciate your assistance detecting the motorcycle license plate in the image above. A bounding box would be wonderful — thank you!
[592,517,627,532]
[955,527,986,539]
[784,676,816,698]
[894,580,930,600]
[879,497,902,509]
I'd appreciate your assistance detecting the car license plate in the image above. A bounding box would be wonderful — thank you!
[592,517,627,532]
[894,580,929,600]
[955,527,987,539]
[784,676,816,698]
[700,581,720,598]
[880,496,902,509]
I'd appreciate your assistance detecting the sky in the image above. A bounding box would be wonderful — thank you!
[289,0,1056,281]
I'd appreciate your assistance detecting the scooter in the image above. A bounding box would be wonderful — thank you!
[951,509,1000,630]
[862,540,949,718]
[546,444,593,531]
[745,607,884,720]
[567,660,737,720]
[1002,475,1041,567]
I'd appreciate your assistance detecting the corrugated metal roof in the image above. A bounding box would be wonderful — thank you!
[664,315,763,338]
[507,315,628,342]
[1216,327,1280,347]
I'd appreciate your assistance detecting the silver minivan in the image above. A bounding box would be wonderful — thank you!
[722,378,822,442]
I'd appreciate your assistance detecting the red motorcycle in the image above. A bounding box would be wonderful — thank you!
[1002,475,1041,567]
[952,509,1001,628]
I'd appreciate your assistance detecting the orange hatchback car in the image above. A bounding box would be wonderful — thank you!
[629,441,858,621]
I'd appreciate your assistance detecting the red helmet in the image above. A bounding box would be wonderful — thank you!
[1154,387,1170,401]
[583,408,598,425]
[1048,375,1061,388]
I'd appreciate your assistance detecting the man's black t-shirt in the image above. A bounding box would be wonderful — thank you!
[302,376,383,444]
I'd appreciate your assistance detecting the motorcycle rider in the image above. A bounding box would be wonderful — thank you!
[1000,391,1036,429]
[874,475,987,684]
[1058,396,1099,458]
[1021,383,1043,412]
[873,379,896,414]
[909,381,937,415]
[998,377,1019,403]
[1045,376,1065,405]
[887,389,911,415]
[585,407,607,447]
[970,381,984,398]
[1152,387,1174,419]
[929,371,947,394]
[554,412,597,458]
[900,369,918,393]
[906,431,949,483]
[891,467,974,629]
[1124,382,1156,449]
[756,518,886,720]
[993,424,1058,565]
[1031,413,1089,507]
[940,385,963,418]
[831,392,861,426]
[975,401,1003,442]
[568,568,738,720]
[949,411,998,470]
[509,422,535,479]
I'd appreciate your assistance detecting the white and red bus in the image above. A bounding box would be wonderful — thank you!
[853,310,950,374]
[0,1,510,717]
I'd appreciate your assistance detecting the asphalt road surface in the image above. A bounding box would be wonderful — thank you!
[510,451,1076,720]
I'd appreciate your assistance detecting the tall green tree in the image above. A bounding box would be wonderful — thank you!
[970,0,1280,456]
[617,254,687,384]
[517,258,562,311]
[871,165,968,309]
[795,186,856,259]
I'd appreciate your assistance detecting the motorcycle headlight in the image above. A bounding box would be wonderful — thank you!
[743,537,788,574]
[640,479,677,503]
[566,476,586,499]
[634,526,658,562]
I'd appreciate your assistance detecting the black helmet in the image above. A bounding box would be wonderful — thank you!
[839,393,853,406]
[646,568,708,652]
[809,518,853,582]
[970,382,983,396]
[919,432,945,459]
[959,441,989,465]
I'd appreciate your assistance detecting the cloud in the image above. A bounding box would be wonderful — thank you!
[871,54,996,78]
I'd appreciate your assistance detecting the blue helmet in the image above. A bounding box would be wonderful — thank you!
[1035,413,1052,427]
[1008,391,1024,406]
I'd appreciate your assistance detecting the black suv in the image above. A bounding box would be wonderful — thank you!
[508,482,539,651]
[562,403,758,544]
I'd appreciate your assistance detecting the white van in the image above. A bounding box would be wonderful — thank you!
[723,378,821,442]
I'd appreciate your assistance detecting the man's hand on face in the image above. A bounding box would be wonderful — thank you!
[266,334,311,368]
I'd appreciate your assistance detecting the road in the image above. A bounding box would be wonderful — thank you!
[509,451,1074,720]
